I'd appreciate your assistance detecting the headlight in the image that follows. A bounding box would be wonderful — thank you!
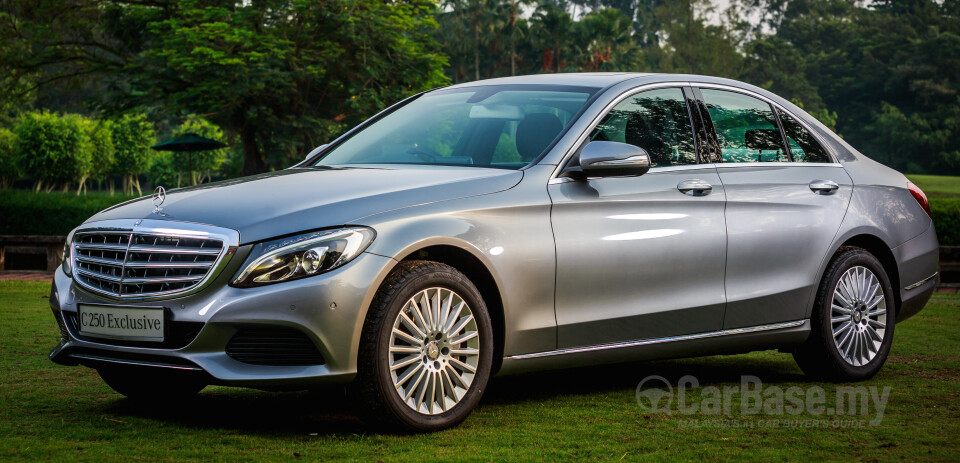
[231,227,375,288]
[61,230,75,277]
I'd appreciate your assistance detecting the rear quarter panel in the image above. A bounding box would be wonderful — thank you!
[805,125,938,320]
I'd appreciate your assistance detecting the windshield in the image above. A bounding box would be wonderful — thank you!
[313,85,597,169]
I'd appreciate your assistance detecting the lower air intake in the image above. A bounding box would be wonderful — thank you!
[225,326,325,366]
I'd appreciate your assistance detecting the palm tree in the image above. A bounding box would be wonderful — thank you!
[532,2,574,72]
[574,8,640,71]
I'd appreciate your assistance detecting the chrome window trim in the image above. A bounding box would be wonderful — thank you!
[506,319,807,360]
[71,219,240,302]
[546,161,842,184]
[547,80,840,184]
[547,163,720,184]
[692,82,839,164]
[714,162,843,169]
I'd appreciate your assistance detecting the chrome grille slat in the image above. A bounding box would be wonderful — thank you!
[122,275,205,284]
[72,228,226,299]
[123,261,214,269]
[74,255,126,267]
[77,267,123,283]
[128,245,221,255]
[75,243,129,252]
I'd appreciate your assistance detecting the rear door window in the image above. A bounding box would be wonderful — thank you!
[776,108,833,163]
[700,89,788,163]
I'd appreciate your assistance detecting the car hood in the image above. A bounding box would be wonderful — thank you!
[87,166,523,244]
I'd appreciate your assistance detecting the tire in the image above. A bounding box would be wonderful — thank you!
[793,247,896,381]
[97,366,207,401]
[354,260,493,432]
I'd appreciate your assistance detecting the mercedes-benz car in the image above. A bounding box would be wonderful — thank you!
[49,73,939,432]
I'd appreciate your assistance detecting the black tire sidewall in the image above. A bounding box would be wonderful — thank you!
[370,263,493,431]
[814,249,897,380]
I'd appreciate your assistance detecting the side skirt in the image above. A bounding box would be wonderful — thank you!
[497,320,810,375]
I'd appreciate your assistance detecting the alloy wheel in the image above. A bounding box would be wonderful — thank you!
[388,287,480,415]
[830,266,887,367]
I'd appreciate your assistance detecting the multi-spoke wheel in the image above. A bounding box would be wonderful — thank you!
[794,247,896,381]
[389,287,481,415]
[830,266,887,367]
[355,261,492,432]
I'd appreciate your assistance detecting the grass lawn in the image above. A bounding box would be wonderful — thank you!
[906,174,960,199]
[1,280,958,461]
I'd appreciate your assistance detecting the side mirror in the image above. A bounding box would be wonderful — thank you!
[304,144,329,161]
[563,141,651,179]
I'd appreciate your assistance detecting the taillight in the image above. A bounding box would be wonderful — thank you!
[907,182,932,218]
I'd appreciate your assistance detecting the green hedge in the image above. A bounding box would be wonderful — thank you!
[0,190,139,236]
[931,198,960,246]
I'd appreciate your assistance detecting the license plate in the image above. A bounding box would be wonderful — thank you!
[77,304,164,342]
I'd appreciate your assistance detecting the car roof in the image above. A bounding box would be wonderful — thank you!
[444,72,652,89]
[442,72,766,93]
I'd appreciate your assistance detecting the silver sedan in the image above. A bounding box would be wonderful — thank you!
[49,73,939,431]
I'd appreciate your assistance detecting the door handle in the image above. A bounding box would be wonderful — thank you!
[677,179,713,196]
[809,180,839,195]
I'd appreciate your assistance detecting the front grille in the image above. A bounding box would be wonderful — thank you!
[63,311,204,349]
[226,326,326,366]
[73,231,224,298]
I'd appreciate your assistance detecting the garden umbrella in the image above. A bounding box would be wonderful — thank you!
[151,133,226,185]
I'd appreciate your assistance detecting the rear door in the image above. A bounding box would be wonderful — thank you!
[549,86,728,348]
[695,86,853,328]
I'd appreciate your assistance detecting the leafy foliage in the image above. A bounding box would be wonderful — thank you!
[82,119,115,184]
[13,112,92,190]
[109,113,155,194]
[931,198,960,245]
[737,0,960,174]
[0,128,19,188]
[0,0,959,178]
[123,0,448,174]
[0,189,137,235]
[149,115,233,187]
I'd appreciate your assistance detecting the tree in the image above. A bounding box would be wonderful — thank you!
[0,0,448,176]
[168,115,230,186]
[123,0,448,175]
[572,8,640,71]
[110,113,154,195]
[82,119,115,194]
[0,128,20,188]
[651,0,742,76]
[14,111,93,192]
[736,0,960,173]
[532,2,574,72]
[442,0,502,81]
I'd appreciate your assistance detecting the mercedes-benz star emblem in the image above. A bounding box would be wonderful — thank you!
[153,186,166,213]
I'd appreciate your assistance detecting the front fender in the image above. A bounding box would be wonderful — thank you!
[360,166,559,356]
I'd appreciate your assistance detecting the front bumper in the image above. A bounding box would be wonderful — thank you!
[49,251,395,388]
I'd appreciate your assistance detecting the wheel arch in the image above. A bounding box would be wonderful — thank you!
[820,233,902,316]
[393,243,507,374]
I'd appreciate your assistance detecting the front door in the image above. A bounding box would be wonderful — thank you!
[549,87,728,348]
